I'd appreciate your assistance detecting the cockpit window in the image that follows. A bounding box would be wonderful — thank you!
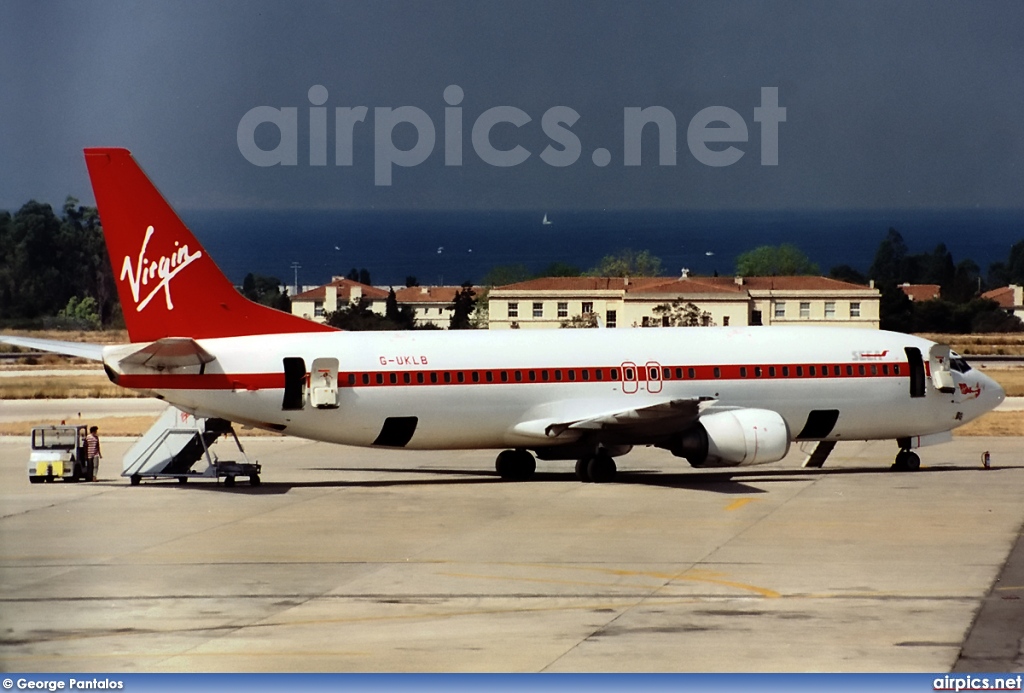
[950,352,972,373]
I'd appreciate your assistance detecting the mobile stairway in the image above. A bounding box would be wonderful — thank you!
[122,406,261,486]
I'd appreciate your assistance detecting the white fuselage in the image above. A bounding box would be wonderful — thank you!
[103,326,1005,454]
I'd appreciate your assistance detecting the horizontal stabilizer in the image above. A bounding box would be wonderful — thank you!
[0,335,104,361]
[116,338,216,370]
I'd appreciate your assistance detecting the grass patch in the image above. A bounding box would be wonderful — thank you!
[0,374,145,399]
[0,415,285,438]
[953,411,1024,437]
[981,368,1024,397]
[917,333,1024,356]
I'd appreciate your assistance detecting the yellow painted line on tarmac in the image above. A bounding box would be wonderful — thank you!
[995,584,1024,592]
[442,563,781,599]
[724,498,758,511]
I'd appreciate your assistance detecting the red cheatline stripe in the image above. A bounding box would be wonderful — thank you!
[116,361,908,391]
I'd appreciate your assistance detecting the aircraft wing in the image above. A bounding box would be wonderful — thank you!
[512,396,707,440]
[0,335,105,362]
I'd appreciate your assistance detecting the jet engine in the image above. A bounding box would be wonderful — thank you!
[667,408,790,467]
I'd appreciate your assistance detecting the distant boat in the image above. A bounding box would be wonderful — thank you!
[542,214,552,225]
[705,251,715,256]
[437,246,444,254]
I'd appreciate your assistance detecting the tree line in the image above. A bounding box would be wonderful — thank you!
[2,197,1021,334]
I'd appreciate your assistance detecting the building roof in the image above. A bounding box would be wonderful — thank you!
[493,275,875,294]
[981,285,1019,308]
[493,277,659,292]
[899,283,941,302]
[394,285,476,303]
[292,278,389,302]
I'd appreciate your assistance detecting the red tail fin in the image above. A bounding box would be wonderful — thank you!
[84,148,335,342]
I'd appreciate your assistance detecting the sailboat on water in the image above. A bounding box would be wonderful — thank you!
[542,213,552,225]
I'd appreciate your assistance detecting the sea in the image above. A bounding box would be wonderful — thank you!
[178,208,1024,289]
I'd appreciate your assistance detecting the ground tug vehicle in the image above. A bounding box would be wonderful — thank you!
[29,425,92,483]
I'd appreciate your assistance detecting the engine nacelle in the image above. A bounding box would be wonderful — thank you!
[668,408,790,468]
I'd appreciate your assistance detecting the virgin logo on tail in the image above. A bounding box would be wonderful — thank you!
[120,225,202,312]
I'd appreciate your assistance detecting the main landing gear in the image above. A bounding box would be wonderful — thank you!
[495,449,536,480]
[575,450,617,483]
[892,448,921,471]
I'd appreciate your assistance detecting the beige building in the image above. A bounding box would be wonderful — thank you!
[292,278,476,328]
[291,278,389,321]
[488,275,880,330]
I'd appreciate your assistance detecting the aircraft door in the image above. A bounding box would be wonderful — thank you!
[905,347,926,398]
[309,357,340,409]
[928,343,955,393]
[282,357,306,410]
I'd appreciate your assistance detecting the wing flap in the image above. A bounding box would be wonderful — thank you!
[514,397,707,440]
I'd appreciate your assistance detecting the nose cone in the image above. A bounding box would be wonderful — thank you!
[980,372,1006,412]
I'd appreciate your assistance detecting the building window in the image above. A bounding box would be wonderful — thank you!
[557,302,568,318]
[774,302,786,319]
[723,316,730,326]
[606,310,617,328]
[508,302,518,318]
[850,302,861,318]
[642,316,651,327]
[314,302,325,317]
[533,302,543,318]
[799,302,810,318]
[582,301,593,315]
[751,310,762,326]
[825,302,836,319]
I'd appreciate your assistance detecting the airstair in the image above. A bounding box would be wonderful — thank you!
[122,406,261,486]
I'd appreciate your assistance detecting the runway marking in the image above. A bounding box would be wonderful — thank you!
[724,498,758,511]
[441,563,781,599]
[994,584,1024,592]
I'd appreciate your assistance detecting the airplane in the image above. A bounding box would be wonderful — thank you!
[0,148,1006,483]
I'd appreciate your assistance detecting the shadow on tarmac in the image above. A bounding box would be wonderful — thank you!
[100,462,1013,495]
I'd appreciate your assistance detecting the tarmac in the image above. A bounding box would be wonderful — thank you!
[1,430,1023,673]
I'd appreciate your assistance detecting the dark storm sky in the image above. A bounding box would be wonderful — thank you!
[2,0,1022,211]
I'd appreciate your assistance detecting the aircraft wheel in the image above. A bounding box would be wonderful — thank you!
[587,453,617,483]
[495,449,535,480]
[892,450,921,471]
[575,457,591,482]
[29,476,44,484]
[177,476,189,484]
[250,474,261,486]
[224,475,236,488]
[130,474,141,486]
